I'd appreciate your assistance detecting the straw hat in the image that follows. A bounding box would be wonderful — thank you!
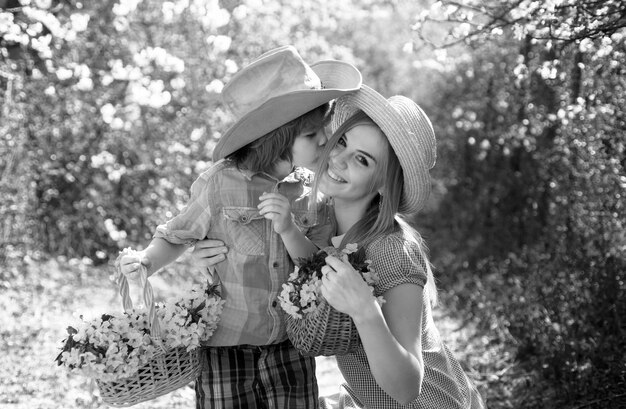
[330,85,437,214]
[213,46,362,161]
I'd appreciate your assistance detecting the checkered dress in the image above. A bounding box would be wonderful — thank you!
[320,232,486,409]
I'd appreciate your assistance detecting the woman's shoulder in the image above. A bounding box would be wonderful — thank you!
[366,231,428,291]
[366,230,417,256]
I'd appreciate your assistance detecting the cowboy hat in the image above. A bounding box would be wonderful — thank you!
[212,45,362,161]
[330,85,437,214]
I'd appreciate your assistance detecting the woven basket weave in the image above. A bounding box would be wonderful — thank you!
[95,259,201,407]
[286,297,360,357]
[97,347,200,407]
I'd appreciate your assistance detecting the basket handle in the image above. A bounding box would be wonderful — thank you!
[115,258,162,340]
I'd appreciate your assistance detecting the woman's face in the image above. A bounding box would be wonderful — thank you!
[291,127,328,170]
[318,124,387,203]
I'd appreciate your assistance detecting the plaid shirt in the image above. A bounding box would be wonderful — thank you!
[154,159,333,346]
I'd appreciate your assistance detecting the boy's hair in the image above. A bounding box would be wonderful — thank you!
[228,102,331,174]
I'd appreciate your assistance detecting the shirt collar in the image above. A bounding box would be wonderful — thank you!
[238,166,304,184]
[330,234,345,248]
[238,167,266,181]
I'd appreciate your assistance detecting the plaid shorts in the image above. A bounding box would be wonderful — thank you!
[195,340,319,409]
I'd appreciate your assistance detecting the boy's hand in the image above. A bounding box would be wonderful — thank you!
[119,251,149,281]
[258,192,296,235]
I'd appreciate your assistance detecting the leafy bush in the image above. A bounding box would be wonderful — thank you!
[2,0,421,263]
[418,0,626,406]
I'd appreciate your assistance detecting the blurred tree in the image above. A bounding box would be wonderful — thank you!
[0,0,429,260]
[410,0,625,407]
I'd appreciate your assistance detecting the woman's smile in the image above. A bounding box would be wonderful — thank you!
[327,168,347,183]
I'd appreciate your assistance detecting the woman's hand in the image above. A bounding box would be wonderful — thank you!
[320,255,379,323]
[191,239,228,268]
[258,192,296,235]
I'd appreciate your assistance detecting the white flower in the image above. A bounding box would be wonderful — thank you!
[343,243,358,254]
[205,79,224,94]
[287,267,299,281]
[279,244,384,319]
[113,0,142,17]
[75,77,93,91]
[211,35,231,53]
[232,5,247,20]
[57,278,223,381]
[56,67,73,81]
[70,13,90,32]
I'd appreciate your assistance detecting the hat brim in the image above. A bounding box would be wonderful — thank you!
[330,85,435,214]
[213,60,362,161]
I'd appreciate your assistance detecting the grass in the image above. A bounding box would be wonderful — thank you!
[1,253,496,408]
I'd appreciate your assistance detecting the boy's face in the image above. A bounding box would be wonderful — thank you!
[291,127,327,171]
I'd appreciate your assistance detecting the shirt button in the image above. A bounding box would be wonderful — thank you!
[272,262,279,268]
[272,300,277,307]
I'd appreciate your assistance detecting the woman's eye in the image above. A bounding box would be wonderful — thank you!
[356,155,369,166]
[337,136,347,147]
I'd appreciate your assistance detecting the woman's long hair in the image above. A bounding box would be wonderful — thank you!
[313,110,438,305]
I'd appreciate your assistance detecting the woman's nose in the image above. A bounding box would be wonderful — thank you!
[330,150,348,169]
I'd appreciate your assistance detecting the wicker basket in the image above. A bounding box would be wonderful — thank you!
[285,297,360,357]
[95,259,202,407]
[97,347,200,407]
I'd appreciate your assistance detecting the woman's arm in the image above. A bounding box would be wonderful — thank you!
[321,256,424,404]
[191,239,228,267]
[357,284,424,403]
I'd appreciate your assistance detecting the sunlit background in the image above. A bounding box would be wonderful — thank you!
[1,0,625,408]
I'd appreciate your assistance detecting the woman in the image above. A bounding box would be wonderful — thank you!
[195,85,485,409]
[310,86,485,408]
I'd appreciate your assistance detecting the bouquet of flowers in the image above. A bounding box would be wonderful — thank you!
[55,248,225,406]
[55,280,224,382]
[56,310,158,382]
[279,243,383,356]
[158,281,224,352]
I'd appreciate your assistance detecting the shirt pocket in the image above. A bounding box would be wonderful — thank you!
[292,209,318,233]
[222,206,266,256]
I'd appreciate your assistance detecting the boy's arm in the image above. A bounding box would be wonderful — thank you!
[143,170,215,274]
[258,192,318,261]
[141,237,189,276]
[118,237,188,278]
[121,169,219,279]
[277,224,318,261]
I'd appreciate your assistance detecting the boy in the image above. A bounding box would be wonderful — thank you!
[120,45,361,408]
